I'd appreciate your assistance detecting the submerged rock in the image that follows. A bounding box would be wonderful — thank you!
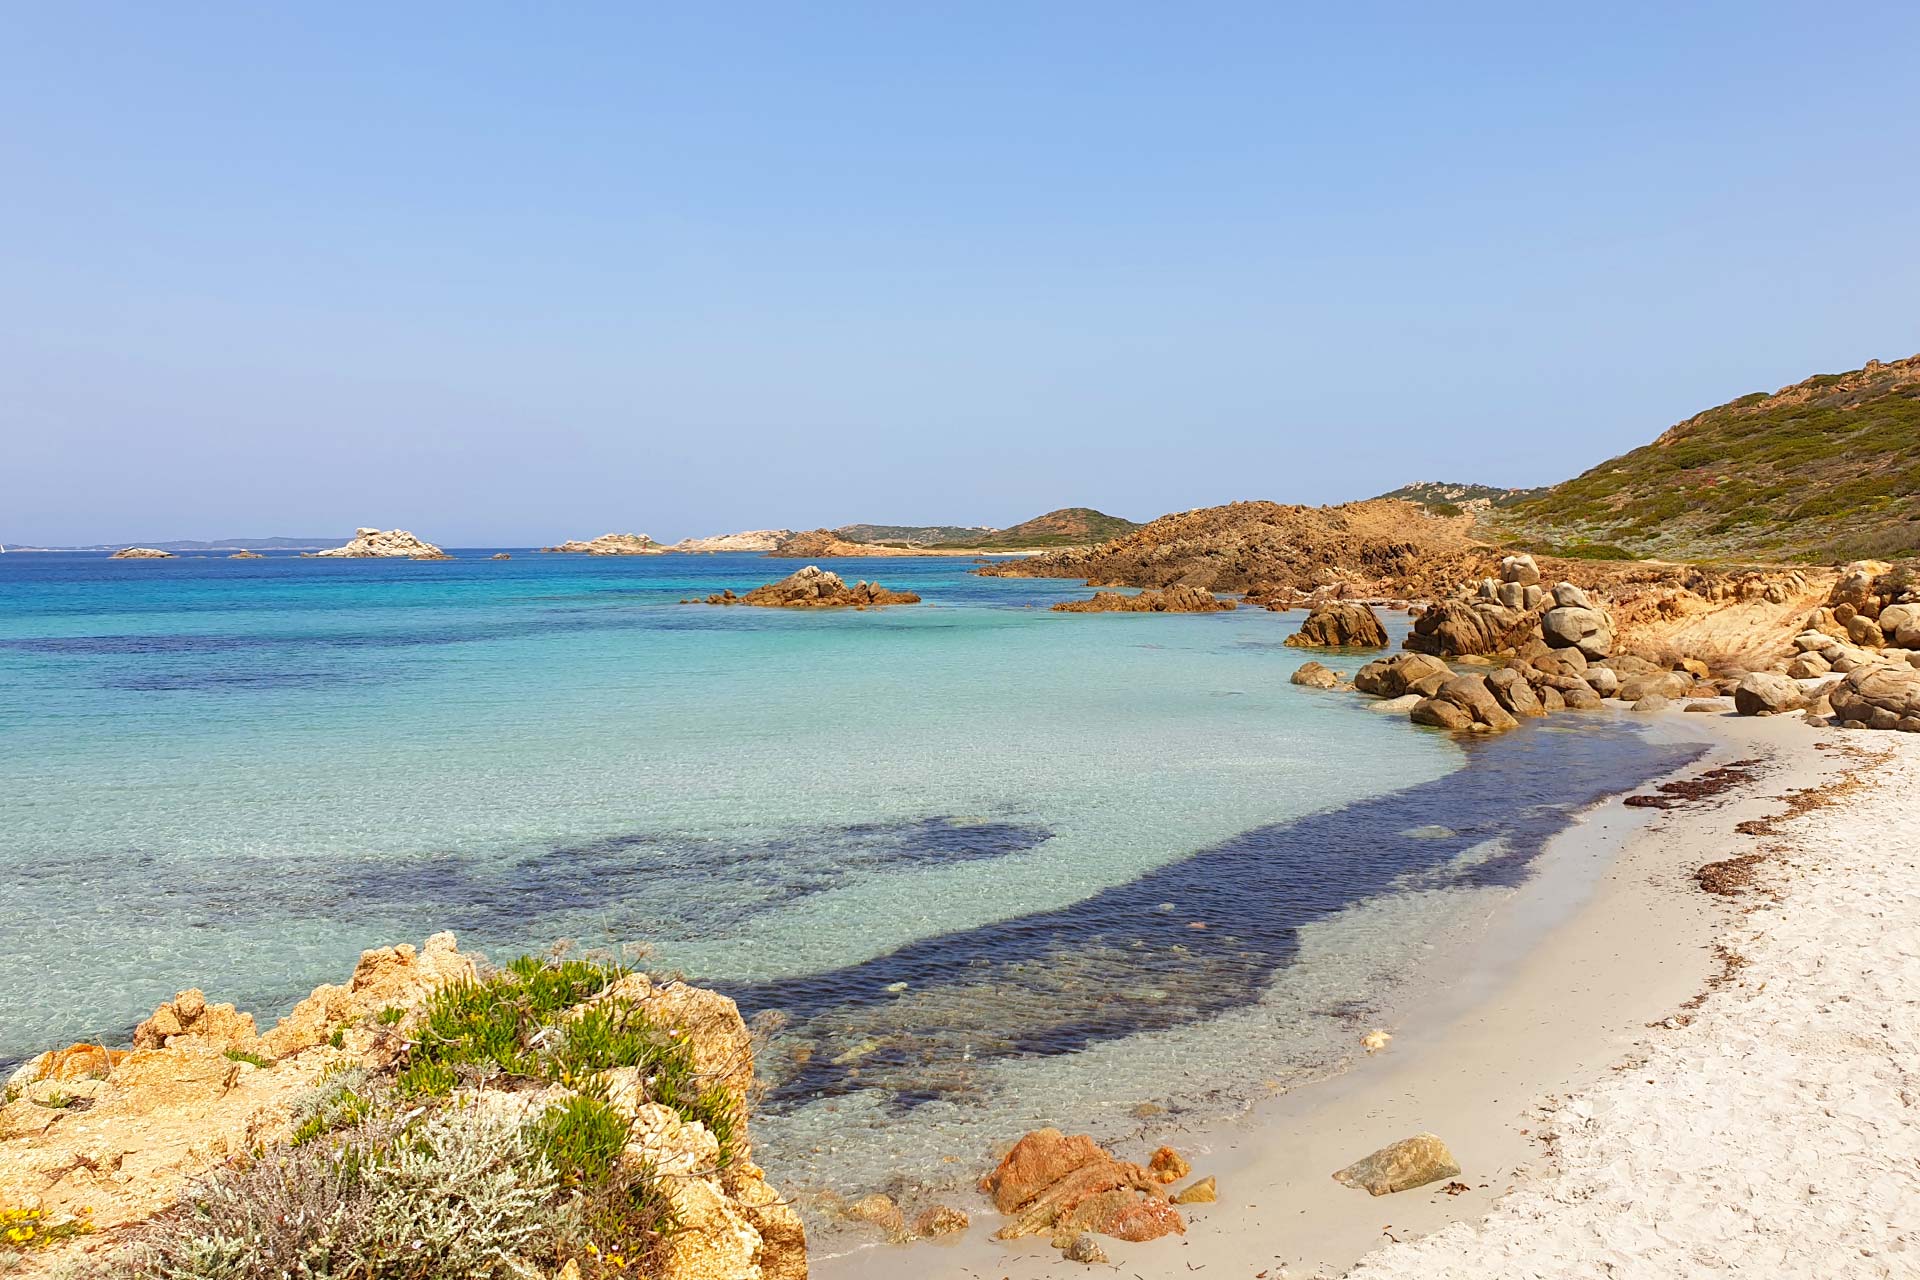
[1291,660,1341,689]
[1332,1133,1462,1195]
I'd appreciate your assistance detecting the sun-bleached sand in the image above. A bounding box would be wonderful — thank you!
[818,715,1919,1279]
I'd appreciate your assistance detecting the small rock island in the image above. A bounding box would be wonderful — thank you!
[697,565,922,608]
[309,528,450,559]
[540,532,663,555]
[109,547,173,559]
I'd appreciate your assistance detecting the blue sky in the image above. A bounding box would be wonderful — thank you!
[5,4,1917,544]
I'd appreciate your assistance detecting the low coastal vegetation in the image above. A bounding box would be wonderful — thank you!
[1484,354,1920,563]
[0,936,804,1280]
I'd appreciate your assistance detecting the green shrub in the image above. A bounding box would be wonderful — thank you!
[223,1049,272,1069]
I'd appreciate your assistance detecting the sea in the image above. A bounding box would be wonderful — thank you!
[0,549,1704,1213]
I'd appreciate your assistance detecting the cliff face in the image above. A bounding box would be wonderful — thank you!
[2,935,805,1280]
[311,528,450,559]
[981,499,1491,598]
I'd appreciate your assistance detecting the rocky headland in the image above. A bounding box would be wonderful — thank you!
[697,565,921,609]
[309,528,450,559]
[0,935,805,1280]
[667,530,795,553]
[541,532,664,555]
[108,548,172,559]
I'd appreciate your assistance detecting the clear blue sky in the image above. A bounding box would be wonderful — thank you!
[6,4,1917,545]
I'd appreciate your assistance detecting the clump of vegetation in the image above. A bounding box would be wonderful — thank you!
[3,1204,94,1257]
[222,1048,273,1069]
[66,952,741,1280]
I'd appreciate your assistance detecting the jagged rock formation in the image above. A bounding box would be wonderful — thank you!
[700,565,920,609]
[666,530,794,553]
[1050,586,1235,613]
[109,547,172,559]
[980,499,1493,598]
[311,528,450,559]
[1,935,806,1280]
[541,532,663,555]
[1284,602,1388,648]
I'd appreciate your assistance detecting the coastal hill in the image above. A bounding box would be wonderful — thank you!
[980,499,1489,597]
[1373,482,1548,518]
[833,522,999,547]
[1409,354,1920,563]
[771,508,1141,557]
[833,508,1142,551]
[944,507,1142,550]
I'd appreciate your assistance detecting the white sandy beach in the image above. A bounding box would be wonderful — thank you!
[818,715,1920,1279]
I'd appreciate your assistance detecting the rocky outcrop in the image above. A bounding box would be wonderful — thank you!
[109,547,172,559]
[1332,1133,1461,1196]
[227,550,263,559]
[1804,561,1919,651]
[667,530,794,553]
[701,565,921,609]
[1051,586,1235,613]
[978,499,1492,598]
[1828,664,1920,731]
[311,528,450,559]
[1354,652,1452,698]
[541,532,663,555]
[1410,674,1519,733]
[1,935,805,1279]
[1284,602,1388,649]
[1540,582,1616,659]
[980,1129,1185,1248]
[1403,554,1550,656]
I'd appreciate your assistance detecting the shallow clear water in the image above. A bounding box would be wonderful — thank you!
[0,550,1696,1207]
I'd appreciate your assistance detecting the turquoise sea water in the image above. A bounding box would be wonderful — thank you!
[0,550,1698,1208]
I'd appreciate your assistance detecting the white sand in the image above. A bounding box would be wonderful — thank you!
[1349,732,1920,1279]
[818,719,1920,1280]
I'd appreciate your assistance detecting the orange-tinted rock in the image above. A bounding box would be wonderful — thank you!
[7,1043,129,1086]
[981,1128,1111,1212]
[1050,585,1234,613]
[1055,1188,1186,1241]
[706,565,921,609]
[1148,1146,1190,1184]
[133,989,259,1053]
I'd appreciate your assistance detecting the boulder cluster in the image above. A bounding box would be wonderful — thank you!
[1051,585,1235,613]
[1784,562,1920,731]
[1405,554,1555,657]
[1335,575,1725,730]
[697,565,921,609]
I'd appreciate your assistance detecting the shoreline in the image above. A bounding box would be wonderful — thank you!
[815,710,1867,1278]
